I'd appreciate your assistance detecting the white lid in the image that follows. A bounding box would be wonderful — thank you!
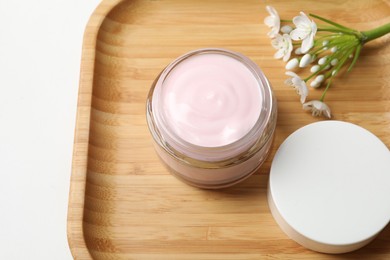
[268,121,390,253]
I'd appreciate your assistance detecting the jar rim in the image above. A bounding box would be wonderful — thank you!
[151,48,274,161]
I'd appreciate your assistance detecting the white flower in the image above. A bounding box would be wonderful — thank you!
[290,12,317,53]
[303,100,331,118]
[272,34,293,62]
[285,71,309,103]
[264,6,280,38]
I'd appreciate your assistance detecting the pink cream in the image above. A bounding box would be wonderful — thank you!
[161,53,262,148]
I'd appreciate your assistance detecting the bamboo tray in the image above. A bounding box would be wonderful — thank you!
[67,0,390,259]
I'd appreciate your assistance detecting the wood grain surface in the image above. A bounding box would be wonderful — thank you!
[67,0,390,259]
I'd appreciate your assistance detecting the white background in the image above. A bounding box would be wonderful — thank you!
[0,0,100,259]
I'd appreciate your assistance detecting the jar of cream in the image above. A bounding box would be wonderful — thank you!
[146,48,277,189]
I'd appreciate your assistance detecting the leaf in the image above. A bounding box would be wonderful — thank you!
[347,45,362,72]
[309,13,354,31]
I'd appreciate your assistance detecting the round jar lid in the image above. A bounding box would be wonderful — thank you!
[268,121,390,254]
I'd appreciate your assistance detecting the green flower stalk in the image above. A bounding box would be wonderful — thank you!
[264,6,390,118]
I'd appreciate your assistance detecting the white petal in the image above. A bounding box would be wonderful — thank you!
[292,78,308,103]
[271,35,282,48]
[268,28,279,38]
[264,6,280,39]
[312,100,323,110]
[285,71,299,78]
[282,35,293,62]
[311,20,317,35]
[266,6,278,17]
[302,101,314,111]
[290,29,308,41]
[292,16,306,27]
[274,49,284,59]
[293,12,310,28]
[292,78,304,89]
[285,58,299,70]
[283,52,291,62]
[301,35,314,53]
[264,16,275,27]
[298,84,309,103]
[323,106,332,118]
[284,78,294,86]
[300,94,307,104]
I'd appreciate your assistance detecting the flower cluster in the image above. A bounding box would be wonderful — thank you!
[264,6,390,118]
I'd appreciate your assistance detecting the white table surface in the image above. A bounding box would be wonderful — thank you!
[0,1,101,259]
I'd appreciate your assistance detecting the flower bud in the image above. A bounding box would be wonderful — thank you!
[310,80,321,88]
[322,40,329,46]
[318,56,328,65]
[332,70,337,76]
[299,54,311,68]
[295,48,302,55]
[281,25,293,34]
[315,74,325,83]
[331,58,338,66]
[310,65,320,73]
[324,65,330,70]
[331,46,338,53]
[285,58,299,70]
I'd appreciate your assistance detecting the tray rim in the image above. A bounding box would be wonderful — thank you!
[67,0,123,259]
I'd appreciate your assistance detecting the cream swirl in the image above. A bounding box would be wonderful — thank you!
[161,53,262,147]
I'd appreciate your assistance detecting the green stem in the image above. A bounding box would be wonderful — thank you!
[347,44,362,72]
[317,28,359,37]
[310,13,354,31]
[361,22,390,43]
[320,78,332,102]
[280,19,292,23]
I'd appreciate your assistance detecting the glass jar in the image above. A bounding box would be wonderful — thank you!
[146,48,277,189]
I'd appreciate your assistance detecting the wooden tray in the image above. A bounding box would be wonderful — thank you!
[67,0,390,259]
